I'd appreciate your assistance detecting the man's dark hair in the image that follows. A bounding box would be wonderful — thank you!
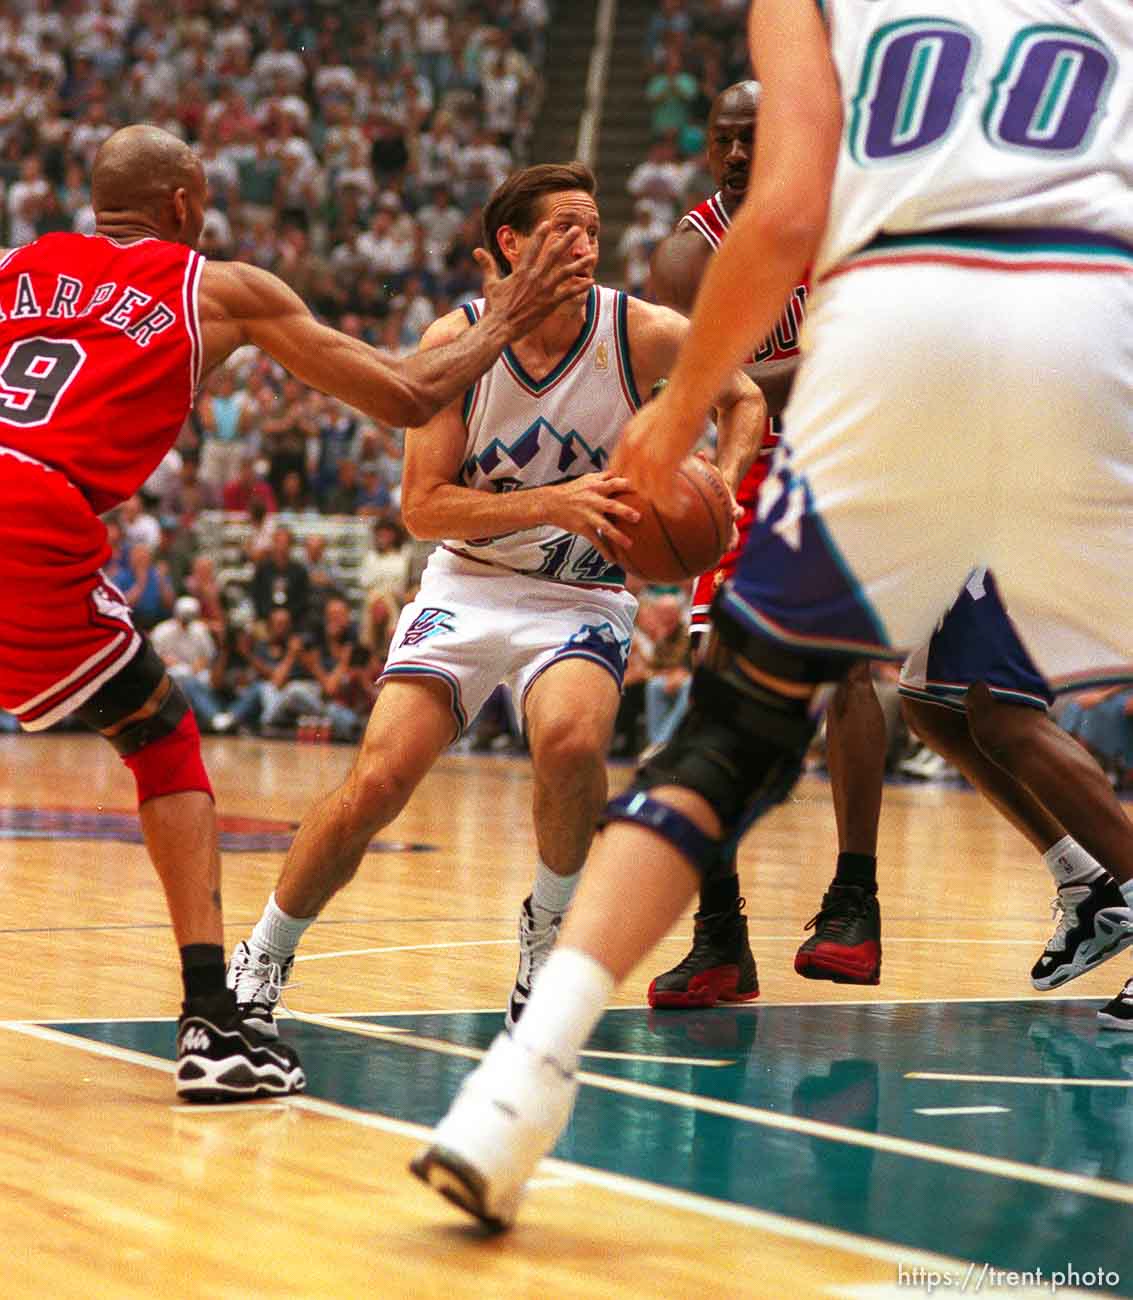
[482,161,596,276]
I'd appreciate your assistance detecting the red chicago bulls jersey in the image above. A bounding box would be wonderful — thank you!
[680,194,812,625]
[0,232,204,514]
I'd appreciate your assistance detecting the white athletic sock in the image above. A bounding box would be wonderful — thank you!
[250,891,316,962]
[531,859,580,925]
[512,946,614,1074]
[1042,836,1106,887]
[1120,879,1133,908]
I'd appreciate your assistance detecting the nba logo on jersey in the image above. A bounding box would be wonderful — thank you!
[400,607,456,647]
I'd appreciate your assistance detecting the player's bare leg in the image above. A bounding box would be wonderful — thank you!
[90,663,305,1100]
[902,688,1133,991]
[965,684,1133,885]
[505,659,621,1026]
[901,696,1065,851]
[795,662,885,985]
[228,678,455,1031]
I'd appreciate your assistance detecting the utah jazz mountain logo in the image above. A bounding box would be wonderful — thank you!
[461,417,608,485]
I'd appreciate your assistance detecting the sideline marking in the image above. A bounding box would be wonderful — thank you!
[908,1072,1133,1089]
[914,1106,1011,1117]
[0,1019,991,1281]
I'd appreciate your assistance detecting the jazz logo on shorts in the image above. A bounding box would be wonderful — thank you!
[400,607,456,647]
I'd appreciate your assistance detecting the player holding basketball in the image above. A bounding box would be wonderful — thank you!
[226,162,765,1036]
[647,80,886,1007]
[415,0,1133,1225]
[0,124,594,1101]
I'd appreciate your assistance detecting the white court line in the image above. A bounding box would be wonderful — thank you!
[914,1107,1011,1117]
[286,1009,732,1069]
[295,938,515,963]
[281,1012,1133,1208]
[909,1072,1133,1089]
[0,1019,992,1283]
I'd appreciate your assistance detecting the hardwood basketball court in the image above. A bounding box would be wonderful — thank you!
[2,733,1131,1297]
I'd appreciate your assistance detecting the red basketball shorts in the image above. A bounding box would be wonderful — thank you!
[0,449,140,731]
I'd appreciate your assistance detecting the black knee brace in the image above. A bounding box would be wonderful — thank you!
[604,611,859,876]
[75,640,188,754]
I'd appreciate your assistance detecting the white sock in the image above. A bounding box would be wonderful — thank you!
[1120,879,1133,908]
[250,891,315,962]
[531,859,580,924]
[1042,836,1106,887]
[512,946,614,1073]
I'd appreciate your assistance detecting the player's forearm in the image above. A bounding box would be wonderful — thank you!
[714,392,767,494]
[398,314,511,425]
[402,481,556,542]
[750,358,797,422]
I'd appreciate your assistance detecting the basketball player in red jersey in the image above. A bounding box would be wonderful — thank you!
[0,124,594,1101]
[645,83,886,1007]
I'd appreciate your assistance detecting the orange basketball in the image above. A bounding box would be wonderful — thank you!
[609,456,733,583]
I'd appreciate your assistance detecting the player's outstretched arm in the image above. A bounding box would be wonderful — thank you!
[198,222,594,428]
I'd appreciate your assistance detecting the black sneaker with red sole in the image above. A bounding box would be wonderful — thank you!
[648,899,760,1009]
[795,883,882,985]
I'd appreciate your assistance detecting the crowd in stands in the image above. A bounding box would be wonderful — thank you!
[0,1,1122,787]
[618,0,751,294]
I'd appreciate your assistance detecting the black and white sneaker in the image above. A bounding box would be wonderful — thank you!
[226,939,293,1039]
[1097,978,1133,1032]
[176,1013,306,1103]
[1031,876,1133,990]
[505,896,561,1030]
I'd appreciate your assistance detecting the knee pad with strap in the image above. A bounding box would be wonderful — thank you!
[603,625,836,875]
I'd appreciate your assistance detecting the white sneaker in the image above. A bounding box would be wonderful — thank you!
[410,1032,578,1229]
[898,744,952,780]
[226,940,293,1038]
[506,895,562,1030]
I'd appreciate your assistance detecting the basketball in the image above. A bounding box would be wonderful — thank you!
[608,455,733,583]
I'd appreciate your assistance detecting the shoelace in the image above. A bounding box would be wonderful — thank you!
[669,915,739,973]
[1045,893,1079,955]
[234,954,289,1008]
[804,891,865,939]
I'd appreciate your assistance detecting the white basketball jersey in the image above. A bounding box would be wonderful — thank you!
[445,285,642,586]
[816,0,1133,279]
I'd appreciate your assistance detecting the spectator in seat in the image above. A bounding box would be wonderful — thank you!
[152,595,220,729]
[324,458,363,515]
[359,517,409,654]
[122,541,174,631]
[198,367,254,492]
[251,525,310,626]
[223,454,278,515]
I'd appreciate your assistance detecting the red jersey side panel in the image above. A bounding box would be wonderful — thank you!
[679,194,809,627]
[0,232,202,514]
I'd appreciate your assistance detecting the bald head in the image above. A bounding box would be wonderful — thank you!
[709,80,762,131]
[707,81,762,210]
[92,125,206,244]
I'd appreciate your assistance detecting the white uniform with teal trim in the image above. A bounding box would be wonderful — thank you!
[720,0,1133,691]
[446,284,641,585]
[816,0,1132,278]
[379,285,642,735]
